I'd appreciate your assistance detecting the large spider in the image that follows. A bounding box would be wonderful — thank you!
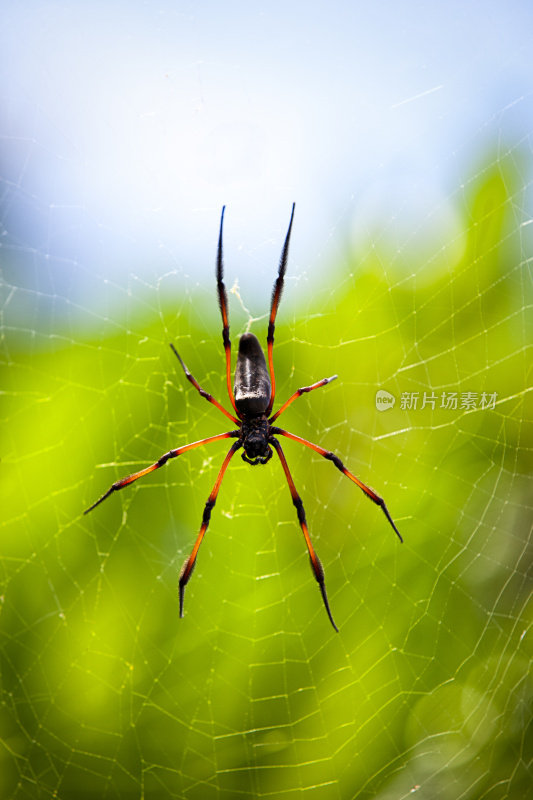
[84,205,402,631]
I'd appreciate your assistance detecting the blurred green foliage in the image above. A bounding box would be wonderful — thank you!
[1,159,531,799]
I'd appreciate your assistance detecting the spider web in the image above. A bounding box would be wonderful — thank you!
[1,4,532,800]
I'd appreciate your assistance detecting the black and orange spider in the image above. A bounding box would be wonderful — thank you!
[84,205,402,631]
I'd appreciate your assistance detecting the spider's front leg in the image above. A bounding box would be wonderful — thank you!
[83,431,238,514]
[273,428,402,543]
[179,441,242,617]
[271,437,338,632]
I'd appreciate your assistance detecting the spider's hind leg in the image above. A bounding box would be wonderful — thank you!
[170,343,239,425]
[215,207,240,416]
[265,203,296,415]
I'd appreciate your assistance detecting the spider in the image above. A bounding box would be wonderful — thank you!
[84,204,402,632]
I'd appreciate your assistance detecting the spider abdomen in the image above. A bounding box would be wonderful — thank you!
[234,332,271,415]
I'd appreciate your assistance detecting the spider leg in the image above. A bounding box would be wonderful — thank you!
[265,203,296,416]
[215,206,240,417]
[271,438,338,633]
[84,431,239,514]
[170,344,239,425]
[269,374,338,423]
[272,428,403,543]
[179,440,241,617]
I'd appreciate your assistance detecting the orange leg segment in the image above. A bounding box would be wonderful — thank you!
[84,431,238,515]
[265,203,295,415]
[215,206,240,417]
[170,344,239,425]
[271,438,338,632]
[269,374,337,423]
[179,440,241,617]
[273,428,403,543]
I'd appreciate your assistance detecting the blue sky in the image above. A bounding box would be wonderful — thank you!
[1,1,532,309]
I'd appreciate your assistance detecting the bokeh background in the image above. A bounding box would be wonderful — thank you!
[1,2,532,799]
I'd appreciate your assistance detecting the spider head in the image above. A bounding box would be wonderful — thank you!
[242,445,273,466]
[240,415,272,465]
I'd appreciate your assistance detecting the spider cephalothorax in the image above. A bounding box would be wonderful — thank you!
[240,413,273,465]
[84,204,402,632]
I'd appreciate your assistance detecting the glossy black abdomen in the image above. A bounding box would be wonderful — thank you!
[234,333,271,415]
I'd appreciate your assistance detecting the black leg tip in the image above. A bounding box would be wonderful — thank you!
[318,581,339,633]
[179,583,185,618]
[380,501,403,543]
